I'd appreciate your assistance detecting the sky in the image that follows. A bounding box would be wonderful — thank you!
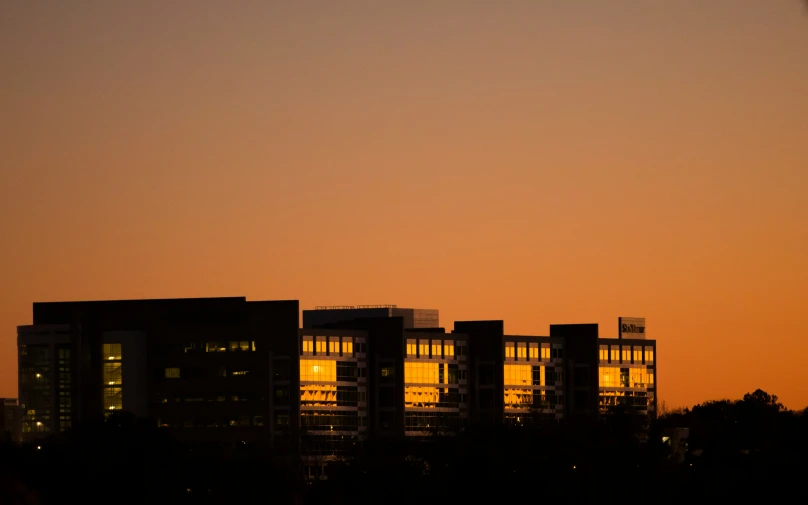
[1,0,806,409]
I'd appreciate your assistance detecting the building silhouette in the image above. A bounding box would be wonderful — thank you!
[16,298,656,475]
[1,398,21,443]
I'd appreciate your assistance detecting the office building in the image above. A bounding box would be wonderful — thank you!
[17,297,300,444]
[1,398,21,443]
[17,298,656,459]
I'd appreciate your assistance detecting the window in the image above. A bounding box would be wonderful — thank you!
[253,416,264,426]
[610,346,619,362]
[406,339,417,357]
[599,345,608,362]
[273,359,291,381]
[103,363,122,385]
[229,341,251,352]
[418,340,429,357]
[302,336,313,354]
[505,343,515,358]
[103,343,122,361]
[444,340,454,357]
[529,343,539,360]
[644,347,654,363]
[504,364,531,386]
[633,347,643,364]
[517,342,527,359]
[431,340,441,358]
[541,343,550,360]
[342,338,353,356]
[381,366,395,383]
[231,370,249,376]
[329,340,339,354]
[300,360,336,382]
[206,342,226,353]
[622,348,631,363]
[315,337,326,354]
[551,346,563,359]
[165,368,180,379]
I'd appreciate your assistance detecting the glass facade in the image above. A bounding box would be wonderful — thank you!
[299,333,367,457]
[20,344,52,435]
[503,339,564,424]
[598,342,656,414]
[404,336,467,435]
[102,343,123,414]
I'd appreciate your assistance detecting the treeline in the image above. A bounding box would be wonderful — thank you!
[1,389,807,504]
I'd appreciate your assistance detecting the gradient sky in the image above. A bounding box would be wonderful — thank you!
[1,1,806,409]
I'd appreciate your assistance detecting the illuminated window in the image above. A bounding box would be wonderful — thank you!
[633,347,643,363]
[644,347,654,363]
[103,343,122,361]
[599,345,608,362]
[206,342,226,352]
[418,340,429,357]
[302,336,313,354]
[444,340,454,357]
[103,387,122,411]
[103,363,122,385]
[504,364,531,386]
[300,360,337,382]
[517,343,527,359]
[231,370,249,376]
[329,340,339,354]
[529,343,538,360]
[165,368,180,378]
[541,343,550,360]
[315,337,326,354]
[599,367,620,387]
[229,341,251,352]
[406,339,417,357]
[342,338,353,355]
[505,343,515,358]
[610,346,619,362]
[622,348,631,363]
[404,362,440,384]
[431,340,441,358]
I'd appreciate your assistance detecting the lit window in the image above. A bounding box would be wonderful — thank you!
[644,347,654,363]
[302,336,313,354]
[206,342,226,352]
[610,347,619,362]
[504,364,531,386]
[418,340,429,357]
[406,339,417,357]
[599,345,608,362]
[444,340,454,357]
[517,343,527,359]
[103,363,122,385]
[431,340,441,358]
[165,368,180,379]
[529,343,538,360]
[231,370,249,376]
[505,343,515,358]
[229,341,251,352]
[103,343,122,361]
[540,344,550,360]
[315,337,326,354]
[633,347,643,363]
[329,340,339,354]
[342,338,353,355]
[622,348,631,363]
[300,360,336,382]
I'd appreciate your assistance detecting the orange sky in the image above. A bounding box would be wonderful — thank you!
[1,1,806,409]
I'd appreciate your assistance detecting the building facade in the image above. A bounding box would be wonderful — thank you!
[17,297,300,445]
[17,299,656,455]
[1,398,21,443]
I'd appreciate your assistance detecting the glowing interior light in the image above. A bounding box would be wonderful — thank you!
[36,446,41,450]
[109,381,114,385]
[36,422,42,426]
[109,406,115,410]
[35,373,41,378]
[312,366,320,372]
[109,356,115,360]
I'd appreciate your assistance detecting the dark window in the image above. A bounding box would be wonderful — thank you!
[272,359,291,381]
[379,388,396,408]
[479,389,495,408]
[337,362,357,382]
[478,364,494,386]
[380,366,395,383]
[274,387,290,405]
